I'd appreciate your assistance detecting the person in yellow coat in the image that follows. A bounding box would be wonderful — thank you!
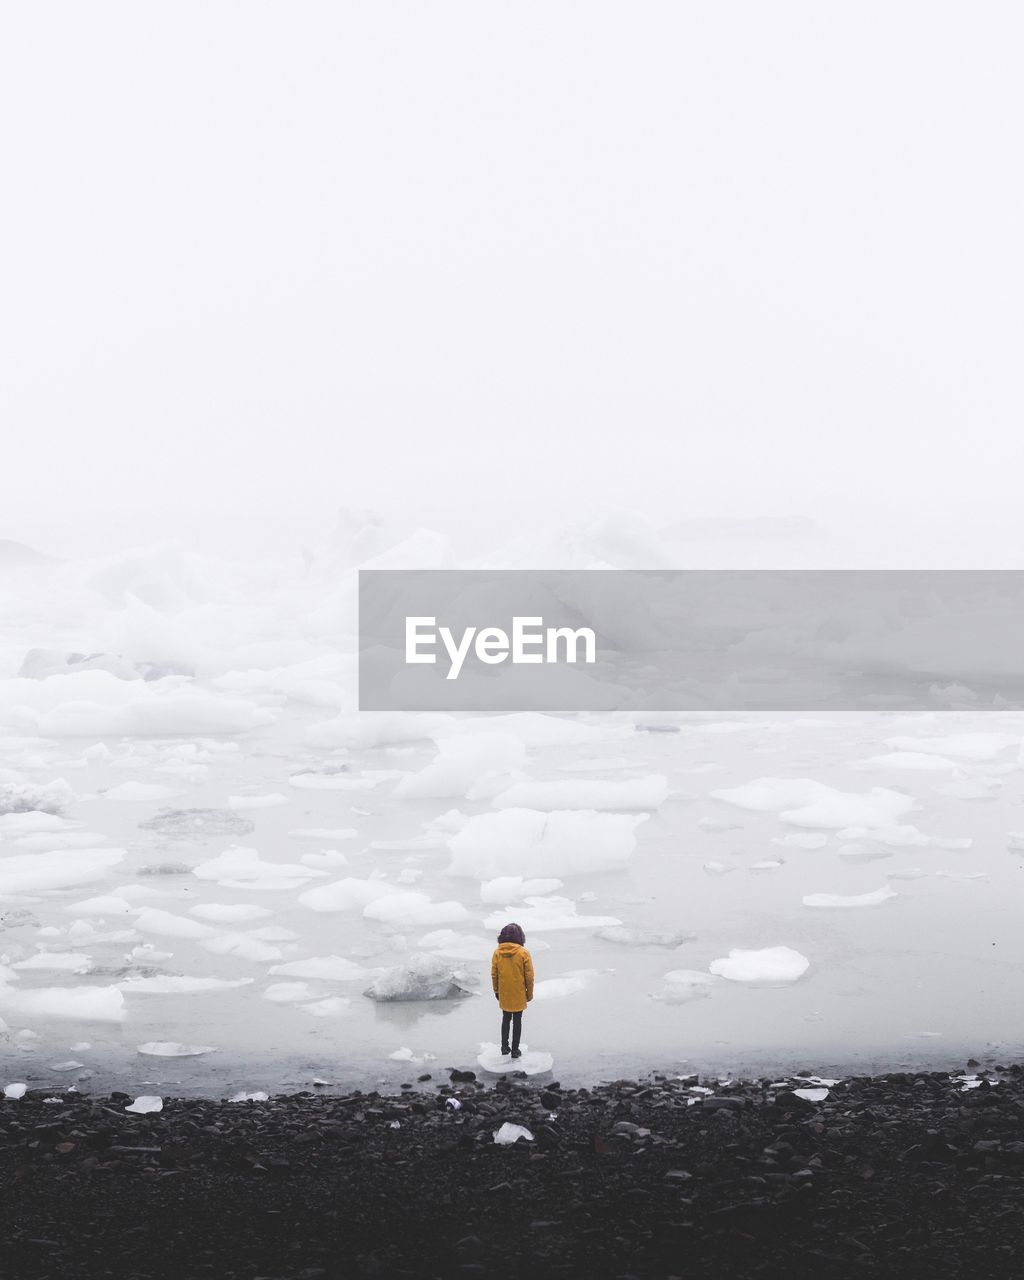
[491,922,534,1058]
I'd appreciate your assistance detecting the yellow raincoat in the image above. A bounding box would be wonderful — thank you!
[491,941,534,1013]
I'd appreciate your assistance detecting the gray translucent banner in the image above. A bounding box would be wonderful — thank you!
[358,570,1024,711]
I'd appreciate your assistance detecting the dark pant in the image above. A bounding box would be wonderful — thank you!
[500,1010,522,1050]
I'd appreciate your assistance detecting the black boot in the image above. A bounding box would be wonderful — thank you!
[510,1047,522,1058]
[501,1043,511,1055]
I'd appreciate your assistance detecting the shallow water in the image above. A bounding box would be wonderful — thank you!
[3,697,1023,1097]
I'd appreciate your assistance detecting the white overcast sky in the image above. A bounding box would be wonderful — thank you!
[2,3,1022,558]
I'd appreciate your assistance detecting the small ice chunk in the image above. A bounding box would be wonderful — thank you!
[711,778,917,829]
[884,733,1019,761]
[387,1047,434,1065]
[137,1042,216,1057]
[476,1042,554,1076]
[533,969,601,999]
[697,816,743,832]
[139,808,256,838]
[491,775,669,812]
[859,752,957,771]
[289,828,358,840]
[268,955,370,981]
[104,781,181,801]
[134,908,215,939]
[228,1091,268,1102]
[772,832,828,849]
[297,996,352,1017]
[651,970,715,1003]
[362,892,470,929]
[802,887,897,908]
[594,926,695,947]
[227,793,288,810]
[702,861,736,876]
[297,877,402,913]
[1,984,125,1022]
[191,846,324,884]
[67,895,135,916]
[480,876,563,904]
[792,1087,829,1102]
[189,903,272,923]
[4,1083,28,1099]
[117,976,253,994]
[447,809,646,880]
[125,1095,163,1114]
[263,982,324,1002]
[363,954,473,1002]
[493,1123,534,1144]
[300,850,350,870]
[709,946,809,983]
[393,733,526,800]
[13,952,93,972]
[482,896,620,932]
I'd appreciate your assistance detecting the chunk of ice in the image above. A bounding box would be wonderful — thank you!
[137,1042,216,1056]
[802,887,897,908]
[363,954,473,1002]
[709,947,810,983]
[447,809,645,879]
[493,1123,534,1144]
[124,1095,163,1114]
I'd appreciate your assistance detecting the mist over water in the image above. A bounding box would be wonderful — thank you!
[2,516,1022,1097]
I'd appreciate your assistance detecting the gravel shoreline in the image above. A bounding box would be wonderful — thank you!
[4,1062,1024,1279]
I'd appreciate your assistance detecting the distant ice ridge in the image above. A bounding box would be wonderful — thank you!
[711,778,917,828]
[446,808,647,879]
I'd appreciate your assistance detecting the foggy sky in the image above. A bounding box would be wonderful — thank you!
[2,3,1022,558]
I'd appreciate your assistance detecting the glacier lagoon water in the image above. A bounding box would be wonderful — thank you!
[3,700,1023,1098]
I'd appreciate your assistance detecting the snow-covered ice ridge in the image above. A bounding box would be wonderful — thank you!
[1,534,1023,1086]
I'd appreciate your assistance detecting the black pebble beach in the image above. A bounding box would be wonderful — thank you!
[4,1063,1024,1278]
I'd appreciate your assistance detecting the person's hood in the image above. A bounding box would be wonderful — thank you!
[497,942,524,955]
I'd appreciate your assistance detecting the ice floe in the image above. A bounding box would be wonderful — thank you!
[268,956,370,981]
[0,848,126,895]
[709,947,810,983]
[137,1042,216,1057]
[802,887,897,908]
[480,876,564,903]
[491,775,669,812]
[363,954,473,1001]
[190,845,326,886]
[447,809,646,879]
[483,895,621,932]
[392,733,526,800]
[477,1042,554,1075]
[0,984,125,1021]
[297,877,402,913]
[650,970,716,1003]
[711,778,917,828]
[593,926,694,947]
